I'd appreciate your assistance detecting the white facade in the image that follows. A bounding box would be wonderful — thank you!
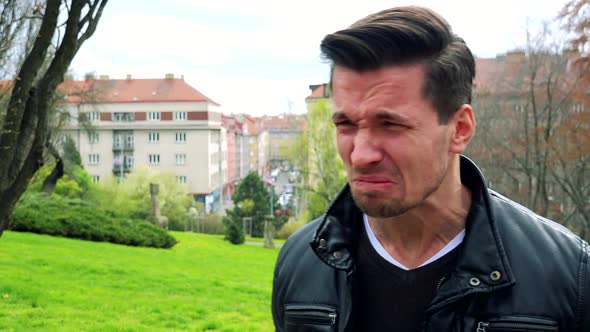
[63,101,227,198]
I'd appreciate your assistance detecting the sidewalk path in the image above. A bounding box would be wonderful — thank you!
[245,241,283,248]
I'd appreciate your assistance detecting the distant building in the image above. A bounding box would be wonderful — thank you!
[221,114,243,203]
[257,114,306,171]
[305,83,331,107]
[60,73,227,212]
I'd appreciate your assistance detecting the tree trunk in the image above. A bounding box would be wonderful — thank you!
[0,0,108,236]
[41,159,64,194]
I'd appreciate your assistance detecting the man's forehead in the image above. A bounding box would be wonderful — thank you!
[331,64,426,99]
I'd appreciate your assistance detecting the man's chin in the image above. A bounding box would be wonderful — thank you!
[351,191,408,218]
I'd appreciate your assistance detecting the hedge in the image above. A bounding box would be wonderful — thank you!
[10,193,177,249]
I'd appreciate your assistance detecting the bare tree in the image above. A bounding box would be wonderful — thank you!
[0,0,108,235]
[468,25,590,241]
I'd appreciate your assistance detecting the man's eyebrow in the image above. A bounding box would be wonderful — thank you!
[374,111,410,123]
[332,112,350,122]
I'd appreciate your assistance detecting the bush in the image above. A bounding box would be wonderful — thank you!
[276,218,306,239]
[199,214,225,234]
[223,216,244,245]
[10,193,177,249]
[89,167,193,229]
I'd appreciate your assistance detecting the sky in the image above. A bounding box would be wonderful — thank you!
[69,0,570,117]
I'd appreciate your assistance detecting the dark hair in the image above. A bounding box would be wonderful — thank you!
[320,6,475,123]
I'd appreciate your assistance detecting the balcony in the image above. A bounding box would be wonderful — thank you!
[112,165,133,174]
[112,143,134,151]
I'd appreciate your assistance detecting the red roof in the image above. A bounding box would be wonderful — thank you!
[59,77,219,105]
[306,83,330,100]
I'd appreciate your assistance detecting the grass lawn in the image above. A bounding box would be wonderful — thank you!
[0,231,281,331]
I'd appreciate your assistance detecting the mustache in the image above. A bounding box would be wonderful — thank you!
[350,166,399,176]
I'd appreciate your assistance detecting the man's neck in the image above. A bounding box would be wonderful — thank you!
[367,164,472,269]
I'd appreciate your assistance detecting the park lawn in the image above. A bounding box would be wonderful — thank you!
[0,231,280,331]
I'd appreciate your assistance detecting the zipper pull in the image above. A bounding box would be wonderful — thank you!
[329,313,337,325]
[477,322,489,332]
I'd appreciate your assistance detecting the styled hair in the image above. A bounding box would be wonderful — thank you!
[320,6,475,123]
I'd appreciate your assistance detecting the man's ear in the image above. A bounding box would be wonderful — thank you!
[448,104,476,154]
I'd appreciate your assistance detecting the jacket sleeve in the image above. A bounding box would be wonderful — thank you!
[580,240,590,331]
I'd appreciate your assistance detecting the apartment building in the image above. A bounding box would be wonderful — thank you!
[61,74,227,212]
[257,114,305,171]
[238,115,261,175]
[221,114,244,203]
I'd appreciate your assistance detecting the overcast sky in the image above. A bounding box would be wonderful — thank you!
[69,0,569,117]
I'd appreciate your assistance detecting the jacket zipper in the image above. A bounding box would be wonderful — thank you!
[477,321,558,331]
[286,310,337,325]
[436,275,446,290]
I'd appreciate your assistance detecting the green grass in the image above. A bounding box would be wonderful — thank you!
[0,231,280,331]
[245,236,285,244]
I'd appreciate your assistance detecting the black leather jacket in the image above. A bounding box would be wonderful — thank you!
[272,157,590,331]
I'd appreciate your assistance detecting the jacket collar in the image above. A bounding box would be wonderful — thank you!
[310,155,515,300]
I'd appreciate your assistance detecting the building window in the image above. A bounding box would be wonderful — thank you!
[174,111,187,121]
[148,154,160,166]
[175,132,187,143]
[127,156,134,169]
[176,175,187,184]
[148,132,160,143]
[175,153,186,165]
[148,112,161,121]
[88,154,100,165]
[88,111,100,122]
[91,175,100,183]
[113,112,134,122]
[88,132,99,144]
[572,103,584,113]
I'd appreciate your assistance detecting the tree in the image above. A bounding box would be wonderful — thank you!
[223,211,245,245]
[0,0,108,235]
[231,172,272,237]
[90,167,193,229]
[559,0,590,52]
[467,24,590,241]
[290,99,347,221]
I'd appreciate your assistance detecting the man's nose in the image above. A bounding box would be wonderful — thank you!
[350,129,383,167]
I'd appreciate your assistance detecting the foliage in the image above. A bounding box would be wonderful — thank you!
[0,231,278,331]
[559,0,590,51]
[62,135,82,168]
[0,0,108,234]
[185,207,225,235]
[10,193,177,249]
[223,214,245,245]
[25,163,93,199]
[89,167,193,230]
[276,218,306,240]
[52,174,83,198]
[289,100,347,221]
[231,172,272,237]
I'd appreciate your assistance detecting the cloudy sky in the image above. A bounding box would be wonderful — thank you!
[70,0,569,117]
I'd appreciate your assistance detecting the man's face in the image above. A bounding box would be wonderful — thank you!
[331,64,453,217]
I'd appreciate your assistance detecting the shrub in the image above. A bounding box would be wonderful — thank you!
[276,218,306,239]
[200,214,225,234]
[223,216,244,245]
[10,193,176,249]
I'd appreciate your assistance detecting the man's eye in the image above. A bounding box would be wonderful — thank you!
[383,122,403,128]
[335,121,353,127]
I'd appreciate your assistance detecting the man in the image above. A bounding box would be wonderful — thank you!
[272,6,590,332]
